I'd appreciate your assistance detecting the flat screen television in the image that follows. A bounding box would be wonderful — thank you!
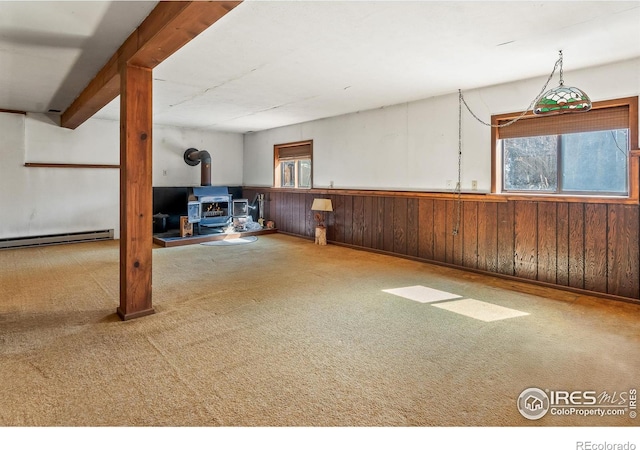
[153,187,188,216]
[153,187,189,230]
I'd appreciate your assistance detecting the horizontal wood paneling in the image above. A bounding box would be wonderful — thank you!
[418,198,434,260]
[247,188,640,303]
[477,202,498,272]
[462,202,478,269]
[607,204,640,298]
[363,196,374,248]
[352,196,364,247]
[407,198,419,257]
[514,202,537,281]
[433,199,447,263]
[584,204,608,293]
[568,203,585,289]
[556,203,569,286]
[496,201,515,276]
[537,202,557,284]
[393,197,407,255]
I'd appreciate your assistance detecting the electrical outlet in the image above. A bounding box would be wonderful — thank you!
[471,180,478,190]
[162,169,168,176]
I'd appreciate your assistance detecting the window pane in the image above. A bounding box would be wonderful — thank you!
[561,129,628,194]
[503,135,558,191]
[281,161,295,187]
[298,159,311,188]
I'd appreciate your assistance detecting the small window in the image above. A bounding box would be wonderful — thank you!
[274,140,312,189]
[493,97,637,197]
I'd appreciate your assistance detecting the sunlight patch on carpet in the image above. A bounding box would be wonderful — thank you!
[201,236,258,246]
[431,298,529,322]
[382,285,461,303]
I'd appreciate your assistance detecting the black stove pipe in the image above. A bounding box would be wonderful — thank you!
[184,148,212,186]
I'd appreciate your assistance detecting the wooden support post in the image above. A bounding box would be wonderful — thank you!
[117,63,154,321]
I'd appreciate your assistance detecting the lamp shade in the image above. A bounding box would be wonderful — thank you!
[533,50,591,115]
[534,85,592,115]
[311,198,333,212]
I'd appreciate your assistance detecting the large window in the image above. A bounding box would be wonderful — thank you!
[493,97,638,197]
[274,140,312,189]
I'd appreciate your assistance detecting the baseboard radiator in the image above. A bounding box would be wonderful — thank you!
[0,229,114,250]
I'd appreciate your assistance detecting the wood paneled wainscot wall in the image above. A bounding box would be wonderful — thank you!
[243,188,640,304]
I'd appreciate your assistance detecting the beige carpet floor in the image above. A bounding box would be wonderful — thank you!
[0,233,638,427]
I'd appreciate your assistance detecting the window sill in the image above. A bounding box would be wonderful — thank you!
[487,192,639,205]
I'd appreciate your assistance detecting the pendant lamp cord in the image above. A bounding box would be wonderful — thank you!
[453,52,563,235]
[454,90,463,235]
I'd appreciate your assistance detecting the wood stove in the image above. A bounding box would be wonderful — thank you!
[189,186,232,229]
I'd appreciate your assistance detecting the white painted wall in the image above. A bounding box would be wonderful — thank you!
[0,114,243,240]
[0,112,27,238]
[0,113,121,240]
[1,58,637,240]
[153,124,243,187]
[244,58,640,192]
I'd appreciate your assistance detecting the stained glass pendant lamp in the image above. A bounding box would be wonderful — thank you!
[534,50,591,115]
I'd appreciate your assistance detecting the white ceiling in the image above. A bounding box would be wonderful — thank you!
[1,1,639,134]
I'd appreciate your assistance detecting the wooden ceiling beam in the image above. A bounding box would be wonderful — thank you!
[60,1,241,130]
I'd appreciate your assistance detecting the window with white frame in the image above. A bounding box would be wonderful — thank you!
[493,97,637,196]
[274,140,312,189]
